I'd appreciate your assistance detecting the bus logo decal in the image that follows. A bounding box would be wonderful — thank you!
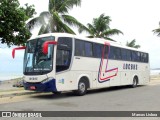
[98,42,118,83]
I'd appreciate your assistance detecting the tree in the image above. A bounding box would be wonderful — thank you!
[20,3,36,19]
[27,0,87,35]
[153,22,160,36]
[126,39,140,48]
[0,0,36,46]
[79,13,123,41]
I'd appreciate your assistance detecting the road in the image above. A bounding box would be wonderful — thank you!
[0,83,160,120]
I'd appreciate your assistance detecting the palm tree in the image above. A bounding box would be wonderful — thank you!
[26,0,87,35]
[79,13,123,41]
[153,22,160,36]
[126,39,140,49]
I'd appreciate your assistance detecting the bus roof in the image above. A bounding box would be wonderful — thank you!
[28,33,147,53]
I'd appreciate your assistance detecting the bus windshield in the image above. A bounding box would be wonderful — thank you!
[24,36,55,75]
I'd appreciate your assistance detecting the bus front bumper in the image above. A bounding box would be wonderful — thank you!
[23,79,57,92]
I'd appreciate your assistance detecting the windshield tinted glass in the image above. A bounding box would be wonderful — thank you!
[24,36,54,75]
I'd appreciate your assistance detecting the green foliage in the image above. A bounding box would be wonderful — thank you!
[20,3,37,19]
[27,0,88,35]
[126,39,140,49]
[0,0,36,46]
[153,22,160,36]
[79,13,123,41]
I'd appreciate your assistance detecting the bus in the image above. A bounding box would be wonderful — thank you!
[12,33,150,96]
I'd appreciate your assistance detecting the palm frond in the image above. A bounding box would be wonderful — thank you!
[26,17,40,30]
[58,0,81,14]
[29,0,84,35]
[38,25,48,35]
[153,28,160,36]
[49,0,55,12]
[127,39,136,47]
[87,23,96,36]
[62,15,89,33]
[53,12,75,34]
[126,39,140,48]
[134,45,141,49]
[26,11,50,30]
[93,14,111,32]
[86,35,94,38]
[103,37,117,42]
[101,29,123,37]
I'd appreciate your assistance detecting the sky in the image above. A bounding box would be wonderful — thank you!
[0,0,160,80]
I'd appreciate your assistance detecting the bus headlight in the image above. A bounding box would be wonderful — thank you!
[41,77,54,84]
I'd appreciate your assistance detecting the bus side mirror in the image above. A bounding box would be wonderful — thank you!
[12,46,26,59]
[43,41,57,54]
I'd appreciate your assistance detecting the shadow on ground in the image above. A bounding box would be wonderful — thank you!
[29,85,146,100]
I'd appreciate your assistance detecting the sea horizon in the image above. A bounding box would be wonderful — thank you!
[0,73,23,81]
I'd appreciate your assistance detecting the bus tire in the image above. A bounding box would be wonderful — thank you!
[131,77,138,88]
[74,79,87,96]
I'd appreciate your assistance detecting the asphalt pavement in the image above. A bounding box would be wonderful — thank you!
[0,80,160,120]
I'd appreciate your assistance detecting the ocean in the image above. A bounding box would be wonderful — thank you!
[0,73,23,81]
[150,69,160,75]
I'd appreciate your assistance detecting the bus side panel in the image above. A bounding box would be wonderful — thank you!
[71,57,101,89]
[106,60,120,87]
[55,71,78,91]
[56,56,98,91]
[138,63,150,85]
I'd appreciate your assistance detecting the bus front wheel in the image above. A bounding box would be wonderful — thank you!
[74,80,87,96]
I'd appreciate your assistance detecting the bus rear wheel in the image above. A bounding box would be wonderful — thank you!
[131,77,138,88]
[74,80,87,96]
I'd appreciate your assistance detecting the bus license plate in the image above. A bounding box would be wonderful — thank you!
[30,86,36,90]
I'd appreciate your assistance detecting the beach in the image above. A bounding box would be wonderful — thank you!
[0,78,23,91]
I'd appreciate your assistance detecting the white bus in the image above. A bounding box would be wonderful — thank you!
[12,33,150,95]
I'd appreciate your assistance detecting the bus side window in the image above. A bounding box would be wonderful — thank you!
[141,53,148,63]
[56,37,72,72]
[115,47,121,60]
[145,53,149,63]
[75,39,85,56]
[121,48,127,61]
[126,50,132,61]
[109,46,114,59]
[137,52,141,62]
[108,46,121,60]
[84,42,93,57]
[104,45,109,59]
[131,51,136,61]
[93,43,103,58]
[141,53,145,62]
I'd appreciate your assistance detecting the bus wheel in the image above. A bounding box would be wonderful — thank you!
[132,77,138,88]
[75,80,87,96]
